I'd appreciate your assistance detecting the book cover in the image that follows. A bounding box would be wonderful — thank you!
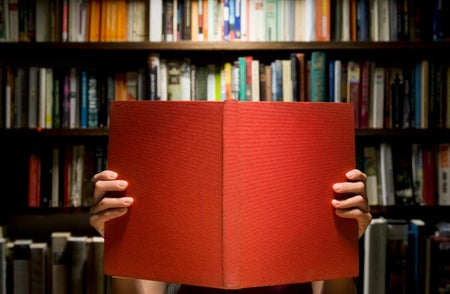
[105,100,358,289]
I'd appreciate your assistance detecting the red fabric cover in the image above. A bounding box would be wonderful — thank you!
[104,100,358,289]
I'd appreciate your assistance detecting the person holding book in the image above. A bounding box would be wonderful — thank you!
[90,168,371,294]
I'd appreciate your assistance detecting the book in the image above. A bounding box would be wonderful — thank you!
[30,242,48,294]
[13,239,33,294]
[379,143,395,206]
[86,236,105,294]
[363,217,387,294]
[105,100,358,289]
[407,219,426,294]
[310,51,326,102]
[386,219,409,293]
[370,67,385,128]
[67,236,87,294]
[0,238,6,294]
[51,232,71,294]
[425,234,450,294]
[363,146,379,206]
[438,143,450,205]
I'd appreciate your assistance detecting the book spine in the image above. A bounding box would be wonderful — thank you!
[222,99,240,288]
[438,143,450,205]
[310,51,326,102]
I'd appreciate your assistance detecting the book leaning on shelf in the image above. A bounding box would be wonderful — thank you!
[105,99,358,289]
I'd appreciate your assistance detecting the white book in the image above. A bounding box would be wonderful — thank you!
[294,0,306,41]
[208,0,216,40]
[379,143,395,206]
[251,59,260,101]
[149,0,163,41]
[304,0,315,41]
[248,0,264,41]
[207,64,216,101]
[181,59,191,101]
[334,60,342,102]
[38,67,47,129]
[240,0,248,40]
[282,59,293,102]
[370,67,384,128]
[377,0,389,41]
[363,217,387,294]
[341,0,350,41]
[71,144,85,207]
[363,146,379,206]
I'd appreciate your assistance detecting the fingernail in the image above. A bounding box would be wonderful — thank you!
[346,171,355,178]
[108,171,118,178]
[123,197,133,204]
[331,199,340,206]
[117,180,127,188]
[333,183,342,191]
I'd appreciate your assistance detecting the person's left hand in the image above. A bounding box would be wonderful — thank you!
[332,169,372,239]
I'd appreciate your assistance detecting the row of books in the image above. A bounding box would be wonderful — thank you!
[28,144,107,209]
[1,52,449,130]
[362,218,450,294]
[359,142,450,207]
[0,0,447,43]
[0,232,110,294]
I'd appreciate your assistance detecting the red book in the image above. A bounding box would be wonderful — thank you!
[104,100,358,289]
[28,154,41,207]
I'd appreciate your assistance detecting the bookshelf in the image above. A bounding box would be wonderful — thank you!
[1,0,450,293]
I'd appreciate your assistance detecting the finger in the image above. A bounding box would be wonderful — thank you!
[92,170,118,182]
[345,169,367,184]
[90,207,129,237]
[332,195,370,213]
[333,181,366,198]
[89,196,134,215]
[92,179,129,207]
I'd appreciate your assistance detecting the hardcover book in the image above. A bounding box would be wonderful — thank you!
[105,100,358,289]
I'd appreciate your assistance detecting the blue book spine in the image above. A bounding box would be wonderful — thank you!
[328,60,335,102]
[234,0,241,39]
[223,0,230,41]
[80,70,88,128]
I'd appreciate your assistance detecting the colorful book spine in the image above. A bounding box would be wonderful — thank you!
[310,51,326,102]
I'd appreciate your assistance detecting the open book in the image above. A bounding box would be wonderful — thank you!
[104,100,358,289]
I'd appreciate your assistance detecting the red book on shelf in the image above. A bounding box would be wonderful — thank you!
[104,100,358,289]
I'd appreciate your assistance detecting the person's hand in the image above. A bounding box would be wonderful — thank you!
[89,170,134,237]
[332,169,372,239]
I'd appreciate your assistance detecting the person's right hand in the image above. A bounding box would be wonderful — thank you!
[89,170,134,237]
